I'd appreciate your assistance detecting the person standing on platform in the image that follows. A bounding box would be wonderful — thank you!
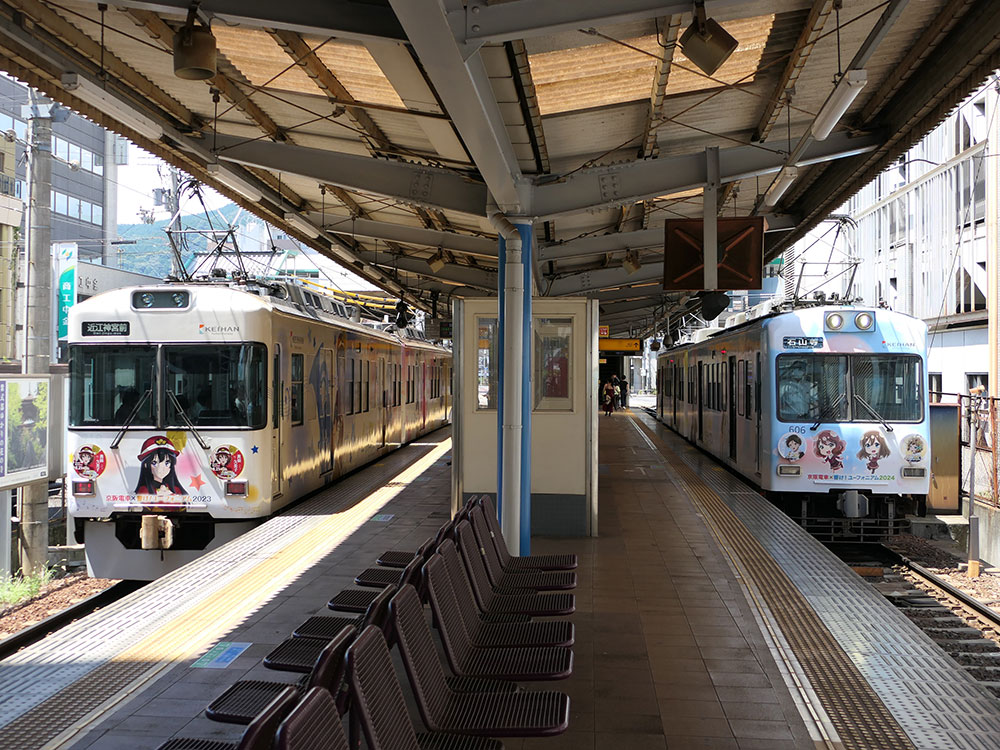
[603,380,615,416]
[612,375,621,411]
[620,379,629,410]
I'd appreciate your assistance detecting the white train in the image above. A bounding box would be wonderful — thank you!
[656,301,929,540]
[67,280,451,579]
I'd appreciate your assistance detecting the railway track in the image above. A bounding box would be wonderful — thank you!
[0,580,142,661]
[843,544,1000,698]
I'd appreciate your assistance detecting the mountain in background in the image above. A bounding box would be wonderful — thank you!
[114,203,244,278]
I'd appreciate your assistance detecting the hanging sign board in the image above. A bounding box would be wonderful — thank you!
[664,217,763,291]
[599,338,642,353]
[598,325,610,337]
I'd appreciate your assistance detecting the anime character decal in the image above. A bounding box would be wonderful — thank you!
[209,444,245,479]
[134,436,187,496]
[814,430,846,471]
[902,434,926,464]
[73,445,107,479]
[777,433,804,461]
[857,431,891,474]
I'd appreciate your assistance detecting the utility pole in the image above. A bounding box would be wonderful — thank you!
[20,89,52,575]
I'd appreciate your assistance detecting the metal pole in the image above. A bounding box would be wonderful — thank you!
[968,387,983,578]
[20,90,52,575]
[704,147,719,290]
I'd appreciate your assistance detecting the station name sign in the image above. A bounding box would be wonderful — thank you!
[783,336,823,349]
[599,338,642,353]
[82,321,130,336]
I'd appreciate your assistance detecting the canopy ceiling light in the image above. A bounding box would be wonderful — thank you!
[284,212,320,239]
[174,5,217,80]
[679,1,738,76]
[811,69,867,141]
[762,167,798,207]
[60,72,163,142]
[206,163,264,203]
[623,251,641,275]
[427,252,446,273]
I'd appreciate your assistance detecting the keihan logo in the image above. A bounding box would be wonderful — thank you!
[199,323,240,334]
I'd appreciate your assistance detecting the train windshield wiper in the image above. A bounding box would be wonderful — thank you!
[809,392,845,431]
[166,389,210,449]
[854,394,894,432]
[111,388,153,449]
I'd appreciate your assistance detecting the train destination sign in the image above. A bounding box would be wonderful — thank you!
[599,338,642,353]
[82,321,130,336]
[783,336,823,349]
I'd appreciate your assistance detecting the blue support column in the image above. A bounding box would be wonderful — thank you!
[516,220,533,555]
[495,220,533,554]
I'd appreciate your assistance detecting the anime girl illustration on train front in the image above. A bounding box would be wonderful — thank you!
[134,435,187,496]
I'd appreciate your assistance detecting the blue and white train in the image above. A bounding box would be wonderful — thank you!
[656,301,929,540]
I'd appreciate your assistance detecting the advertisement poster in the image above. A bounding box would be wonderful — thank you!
[54,242,78,340]
[0,378,50,491]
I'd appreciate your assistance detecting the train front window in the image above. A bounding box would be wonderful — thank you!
[69,346,157,427]
[777,355,848,422]
[163,344,267,428]
[852,355,922,422]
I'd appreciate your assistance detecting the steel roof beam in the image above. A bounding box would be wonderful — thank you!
[389,0,526,213]
[356,250,498,292]
[312,214,497,257]
[590,284,668,302]
[451,0,752,46]
[72,0,407,42]
[210,133,487,217]
[532,131,882,218]
[548,264,665,296]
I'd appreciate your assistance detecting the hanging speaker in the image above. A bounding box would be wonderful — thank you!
[679,17,738,76]
[699,291,731,321]
[174,25,217,80]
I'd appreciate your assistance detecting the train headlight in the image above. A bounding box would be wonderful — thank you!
[777,465,801,476]
[140,293,155,308]
[901,467,926,478]
[855,312,874,330]
[172,292,187,308]
[825,312,844,331]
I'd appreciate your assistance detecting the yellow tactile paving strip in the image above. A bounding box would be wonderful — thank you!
[631,415,917,750]
[0,437,450,750]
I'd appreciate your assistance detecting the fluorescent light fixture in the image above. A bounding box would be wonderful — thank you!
[812,69,867,141]
[284,212,320,239]
[623,251,641,275]
[763,167,798,207]
[206,163,264,203]
[427,252,446,273]
[60,72,163,142]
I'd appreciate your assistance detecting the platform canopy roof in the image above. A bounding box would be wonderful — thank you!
[3,0,999,333]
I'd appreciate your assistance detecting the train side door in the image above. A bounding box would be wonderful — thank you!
[728,355,737,461]
[272,344,282,498]
[379,356,387,447]
[323,348,334,472]
[697,361,704,441]
[755,351,762,474]
[672,367,677,423]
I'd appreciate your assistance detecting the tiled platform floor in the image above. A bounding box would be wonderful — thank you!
[513,411,814,750]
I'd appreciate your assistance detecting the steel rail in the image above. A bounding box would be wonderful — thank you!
[880,545,1000,630]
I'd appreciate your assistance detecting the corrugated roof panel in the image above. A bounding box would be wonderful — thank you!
[213,26,322,96]
[529,15,774,115]
[303,35,405,108]
[542,102,648,163]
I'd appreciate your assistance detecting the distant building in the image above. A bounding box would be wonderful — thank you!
[789,78,995,399]
[0,135,23,360]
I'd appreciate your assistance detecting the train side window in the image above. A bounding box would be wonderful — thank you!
[737,361,744,416]
[745,360,752,420]
[363,360,370,412]
[291,353,304,425]
[755,353,761,418]
[721,361,727,412]
[347,359,355,414]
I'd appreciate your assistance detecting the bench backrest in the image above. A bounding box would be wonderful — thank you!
[305,625,355,693]
[469,506,508,587]
[275,687,349,750]
[388,584,450,724]
[455,520,496,610]
[437,539,485,623]
[479,495,512,566]
[236,685,299,750]
[422,553,473,666]
[345,625,420,750]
